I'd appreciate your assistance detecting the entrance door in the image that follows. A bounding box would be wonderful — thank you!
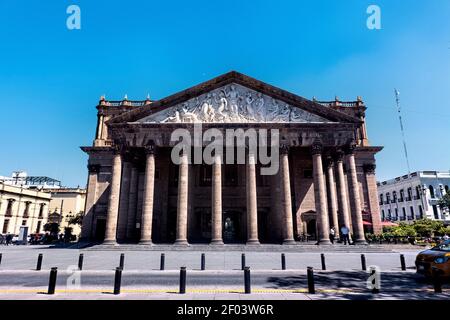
[223,210,242,243]
[94,219,106,241]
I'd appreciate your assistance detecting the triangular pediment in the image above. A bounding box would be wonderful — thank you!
[137,83,328,124]
[108,71,360,125]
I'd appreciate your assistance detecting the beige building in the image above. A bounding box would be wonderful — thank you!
[0,182,50,235]
[48,188,86,237]
[80,71,383,245]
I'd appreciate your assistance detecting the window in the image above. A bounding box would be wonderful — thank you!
[432,205,439,219]
[445,185,449,193]
[21,220,27,226]
[36,221,42,233]
[379,194,384,205]
[381,209,385,220]
[38,203,45,218]
[393,191,397,203]
[399,190,405,202]
[418,205,423,219]
[409,206,414,219]
[415,186,421,200]
[23,201,31,218]
[402,207,407,220]
[2,219,9,233]
[5,199,14,217]
[386,193,391,204]
[407,188,412,201]
[394,208,398,220]
[429,185,435,198]
[388,209,392,219]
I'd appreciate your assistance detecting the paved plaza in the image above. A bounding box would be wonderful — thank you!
[0,245,448,300]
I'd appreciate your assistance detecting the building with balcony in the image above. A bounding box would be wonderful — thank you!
[377,171,450,224]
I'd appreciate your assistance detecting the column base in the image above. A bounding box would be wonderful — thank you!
[174,240,189,246]
[102,239,118,245]
[354,239,368,245]
[138,240,153,245]
[282,239,296,245]
[210,240,224,245]
[246,239,260,245]
[317,239,332,245]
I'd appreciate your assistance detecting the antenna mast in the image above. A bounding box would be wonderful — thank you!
[395,89,411,175]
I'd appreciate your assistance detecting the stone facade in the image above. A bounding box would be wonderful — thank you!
[80,71,383,244]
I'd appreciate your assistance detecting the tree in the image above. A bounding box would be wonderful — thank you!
[43,222,60,235]
[68,212,84,226]
[412,219,443,237]
[387,223,417,237]
[439,193,450,212]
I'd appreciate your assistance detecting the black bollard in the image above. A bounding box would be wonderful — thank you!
[47,267,58,295]
[160,253,165,270]
[281,253,286,270]
[113,267,122,295]
[179,267,187,294]
[0,253,2,266]
[361,254,367,271]
[119,253,125,270]
[432,268,442,293]
[369,267,380,294]
[244,266,251,294]
[36,253,43,271]
[307,267,315,294]
[201,253,205,271]
[241,253,246,271]
[400,254,406,271]
[78,253,84,271]
[321,253,326,271]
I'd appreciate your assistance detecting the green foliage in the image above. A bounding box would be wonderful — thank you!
[68,212,83,226]
[379,219,447,238]
[439,193,450,211]
[412,219,443,237]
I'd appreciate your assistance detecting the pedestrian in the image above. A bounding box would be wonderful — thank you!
[340,226,350,245]
[5,233,12,246]
[329,227,336,244]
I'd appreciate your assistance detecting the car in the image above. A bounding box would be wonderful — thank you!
[415,240,450,278]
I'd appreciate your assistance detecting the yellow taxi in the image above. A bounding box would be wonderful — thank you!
[415,240,450,278]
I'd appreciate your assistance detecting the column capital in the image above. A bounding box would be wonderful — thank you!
[363,163,376,175]
[333,149,345,162]
[87,164,100,173]
[280,144,290,155]
[311,141,323,155]
[325,156,335,169]
[144,144,155,155]
[344,141,357,155]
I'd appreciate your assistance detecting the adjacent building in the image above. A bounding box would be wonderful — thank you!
[0,171,61,189]
[0,182,51,235]
[48,188,86,237]
[377,171,450,223]
[80,71,383,245]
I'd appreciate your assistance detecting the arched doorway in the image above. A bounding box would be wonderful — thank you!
[223,210,243,243]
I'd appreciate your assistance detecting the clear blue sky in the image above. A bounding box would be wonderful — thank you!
[0,0,449,187]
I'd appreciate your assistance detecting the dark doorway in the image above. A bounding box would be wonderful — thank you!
[223,210,243,243]
[307,219,317,240]
[94,218,106,241]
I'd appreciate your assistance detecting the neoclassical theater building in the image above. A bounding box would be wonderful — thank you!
[80,71,382,245]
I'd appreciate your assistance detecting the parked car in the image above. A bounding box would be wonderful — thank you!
[415,240,450,278]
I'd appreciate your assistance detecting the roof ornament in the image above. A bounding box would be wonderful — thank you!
[145,93,152,105]
[124,94,128,100]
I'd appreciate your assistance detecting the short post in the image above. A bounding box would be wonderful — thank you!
[244,266,251,294]
[119,253,125,270]
[321,253,326,271]
[201,253,205,271]
[47,267,58,295]
[307,267,315,294]
[0,253,2,266]
[179,267,187,294]
[113,267,122,295]
[241,253,246,271]
[36,253,43,271]
[78,253,84,271]
[281,253,286,270]
[361,254,367,271]
[400,254,406,271]
[160,253,165,270]
[432,268,442,294]
[369,267,380,294]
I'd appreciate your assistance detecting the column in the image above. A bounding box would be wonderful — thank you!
[80,164,99,241]
[103,149,122,244]
[311,142,331,245]
[246,151,259,245]
[335,151,351,231]
[364,164,382,235]
[280,145,295,244]
[211,154,224,245]
[117,159,131,240]
[126,165,138,239]
[345,144,367,244]
[326,158,340,238]
[175,151,189,245]
[139,146,156,244]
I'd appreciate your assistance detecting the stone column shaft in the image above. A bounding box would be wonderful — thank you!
[103,151,122,244]
[80,165,99,241]
[347,152,367,244]
[211,155,224,244]
[281,150,295,244]
[140,150,156,244]
[336,158,351,230]
[246,152,259,245]
[326,162,340,238]
[312,145,331,245]
[175,153,189,245]
[117,161,131,240]
[126,166,138,239]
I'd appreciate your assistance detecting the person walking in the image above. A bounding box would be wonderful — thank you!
[5,233,12,246]
[340,226,350,245]
[329,227,336,244]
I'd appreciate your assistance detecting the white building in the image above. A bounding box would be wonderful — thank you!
[377,171,450,223]
[0,171,61,189]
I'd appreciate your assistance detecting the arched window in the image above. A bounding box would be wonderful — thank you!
[429,185,435,198]
[445,185,449,193]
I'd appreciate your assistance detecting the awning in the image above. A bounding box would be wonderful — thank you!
[381,221,398,227]
[363,221,372,226]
